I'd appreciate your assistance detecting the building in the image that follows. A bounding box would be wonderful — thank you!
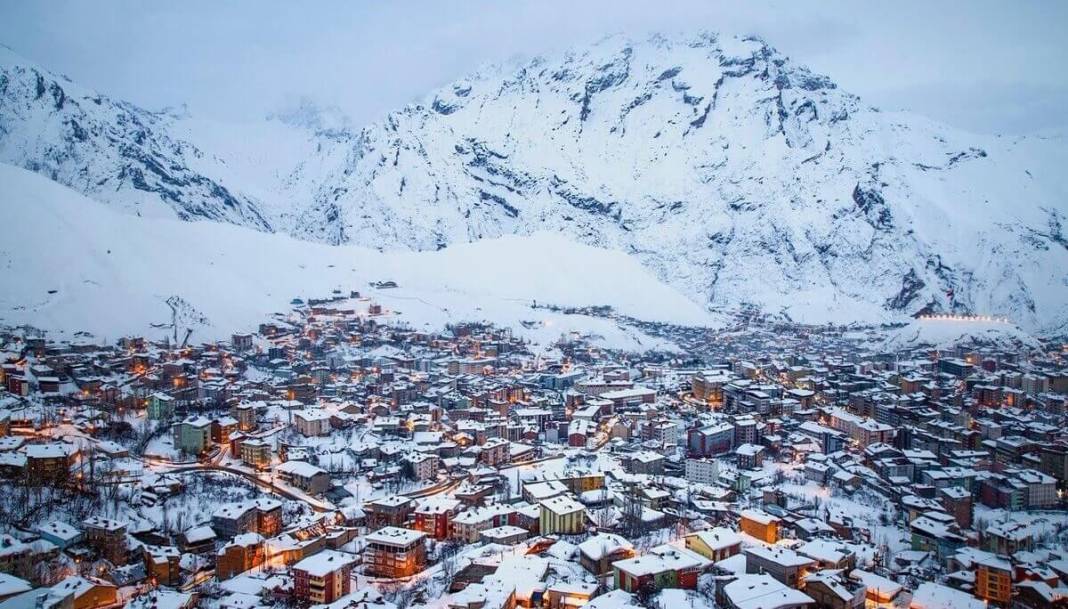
[909,513,966,562]
[0,535,33,581]
[413,497,461,541]
[577,533,635,578]
[293,409,332,437]
[736,443,765,470]
[405,452,439,481]
[613,545,708,593]
[35,522,83,550]
[685,528,742,562]
[539,496,586,535]
[215,533,265,580]
[739,509,780,543]
[275,460,331,495]
[624,451,665,475]
[177,526,216,554]
[480,438,509,466]
[450,504,515,543]
[292,550,355,604]
[50,576,117,609]
[363,527,427,578]
[720,575,814,609]
[974,555,1012,605]
[744,546,815,587]
[82,517,127,565]
[211,498,283,539]
[143,546,181,587]
[685,458,719,485]
[25,443,77,482]
[802,571,864,609]
[366,496,415,529]
[239,438,271,470]
[146,393,175,420]
[172,417,213,455]
[689,423,734,457]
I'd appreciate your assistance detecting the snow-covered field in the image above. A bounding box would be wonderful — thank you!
[0,163,716,350]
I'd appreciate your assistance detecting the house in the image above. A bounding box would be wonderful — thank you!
[802,571,864,609]
[172,417,213,455]
[848,570,902,604]
[35,522,83,550]
[146,393,175,420]
[909,582,985,609]
[404,452,439,481]
[293,409,332,437]
[126,591,194,609]
[539,496,586,535]
[363,527,427,578]
[480,438,509,466]
[413,497,461,540]
[577,533,635,577]
[745,546,815,587]
[239,438,271,470]
[49,577,117,609]
[909,513,965,562]
[81,517,127,565]
[143,546,181,587]
[685,458,720,485]
[982,520,1035,555]
[211,498,283,538]
[211,417,238,444]
[974,555,1012,605]
[0,574,31,603]
[613,545,708,593]
[739,509,780,543]
[685,528,742,562]
[796,540,855,571]
[275,460,331,495]
[625,451,665,475]
[480,526,529,546]
[736,444,765,469]
[451,505,514,543]
[366,496,415,529]
[522,480,569,503]
[177,525,216,554]
[0,536,32,581]
[720,574,815,609]
[215,533,265,580]
[292,550,355,604]
[25,443,77,482]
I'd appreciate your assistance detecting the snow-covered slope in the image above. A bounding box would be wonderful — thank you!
[882,318,1040,351]
[305,33,1068,332]
[3,35,1067,333]
[0,163,712,350]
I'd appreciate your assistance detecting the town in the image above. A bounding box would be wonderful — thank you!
[0,292,1066,609]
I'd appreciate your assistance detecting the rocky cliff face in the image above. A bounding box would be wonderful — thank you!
[2,36,1066,332]
[0,47,270,229]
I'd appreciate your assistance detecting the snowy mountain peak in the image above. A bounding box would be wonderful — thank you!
[0,46,272,229]
[2,33,1066,333]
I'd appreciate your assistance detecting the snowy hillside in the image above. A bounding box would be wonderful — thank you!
[307,33,1068,333]
[0,163,713,350]
[882,317,1040,351]
[2,35,1067,333]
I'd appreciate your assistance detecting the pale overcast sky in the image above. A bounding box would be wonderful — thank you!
[1,0,1066,135]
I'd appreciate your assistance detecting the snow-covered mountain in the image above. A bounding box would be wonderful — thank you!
[2,35,1066,333]
[0,46,273,229]
[0,162,710,350]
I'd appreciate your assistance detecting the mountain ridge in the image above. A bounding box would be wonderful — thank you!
[2,34,1066,333]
